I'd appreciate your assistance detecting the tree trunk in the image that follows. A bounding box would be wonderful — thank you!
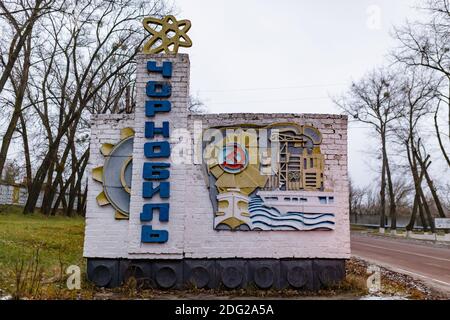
[41,132,76,215]
[419,192,435,233]
[74,152,89,216]
[418,198,428,232]
[412,144,444,232]
[40,159,56,215]
[19,113,32,191]
[0,106,22,178]
[50,175,67,216]
[23,141,60,214]
[383,139,396,230]
[406,168,426,231]
[379,158,386,230]
[434,103,450,167]
[51,149,88,216]
[379,128,387,231]
[66,171,83,217]
[0,36,32,178]
[24,98,84,214]
[420,158,446,219]
[407,194,419,231]
[406,140,429,232]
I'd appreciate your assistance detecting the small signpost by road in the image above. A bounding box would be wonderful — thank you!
[435,218,450,229]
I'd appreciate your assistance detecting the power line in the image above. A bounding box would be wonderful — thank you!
[206,96,331,105]
[197,83,347,93]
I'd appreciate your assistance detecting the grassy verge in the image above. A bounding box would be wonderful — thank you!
[0,205,86,299]
[351,224,448,236]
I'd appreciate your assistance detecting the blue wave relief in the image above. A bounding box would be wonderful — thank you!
[248,196,335,231]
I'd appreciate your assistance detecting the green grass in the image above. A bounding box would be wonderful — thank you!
[0,205,85,298]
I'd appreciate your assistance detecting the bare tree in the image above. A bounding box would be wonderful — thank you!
[393,68,445,232]
[26,0,170,215]
[0,0,61,178]
[334,68,404,231]
[0,0,172,215]
[392,0,450,152]
[189,94,208,113]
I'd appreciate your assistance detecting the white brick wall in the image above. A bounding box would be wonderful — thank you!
[83,114,135,258]
[83,54,350,260]
[127,54,190,256]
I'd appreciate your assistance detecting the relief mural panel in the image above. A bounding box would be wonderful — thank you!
[203,123,336,231]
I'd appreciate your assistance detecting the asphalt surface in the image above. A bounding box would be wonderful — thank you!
[351,233,450,294]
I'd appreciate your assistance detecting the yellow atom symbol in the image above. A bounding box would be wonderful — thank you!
[142,15,192,54]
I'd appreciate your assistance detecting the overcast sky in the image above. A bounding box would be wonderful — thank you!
[174,0,426,187]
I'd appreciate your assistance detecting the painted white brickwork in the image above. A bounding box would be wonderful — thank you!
[83,54,350,260]
[83,114,135,258]
[127,54,190,257]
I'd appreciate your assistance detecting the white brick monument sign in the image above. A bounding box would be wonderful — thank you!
[83,16,350,290]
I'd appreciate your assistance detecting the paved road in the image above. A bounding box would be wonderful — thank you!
[351,233,450,294]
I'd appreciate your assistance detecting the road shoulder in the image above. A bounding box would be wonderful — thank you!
[352,230,450,249]
[351,255,450,299]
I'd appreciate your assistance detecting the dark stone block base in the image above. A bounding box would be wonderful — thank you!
[87,258,346,290]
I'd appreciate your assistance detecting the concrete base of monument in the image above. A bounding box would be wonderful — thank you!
[86,258,346,291]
